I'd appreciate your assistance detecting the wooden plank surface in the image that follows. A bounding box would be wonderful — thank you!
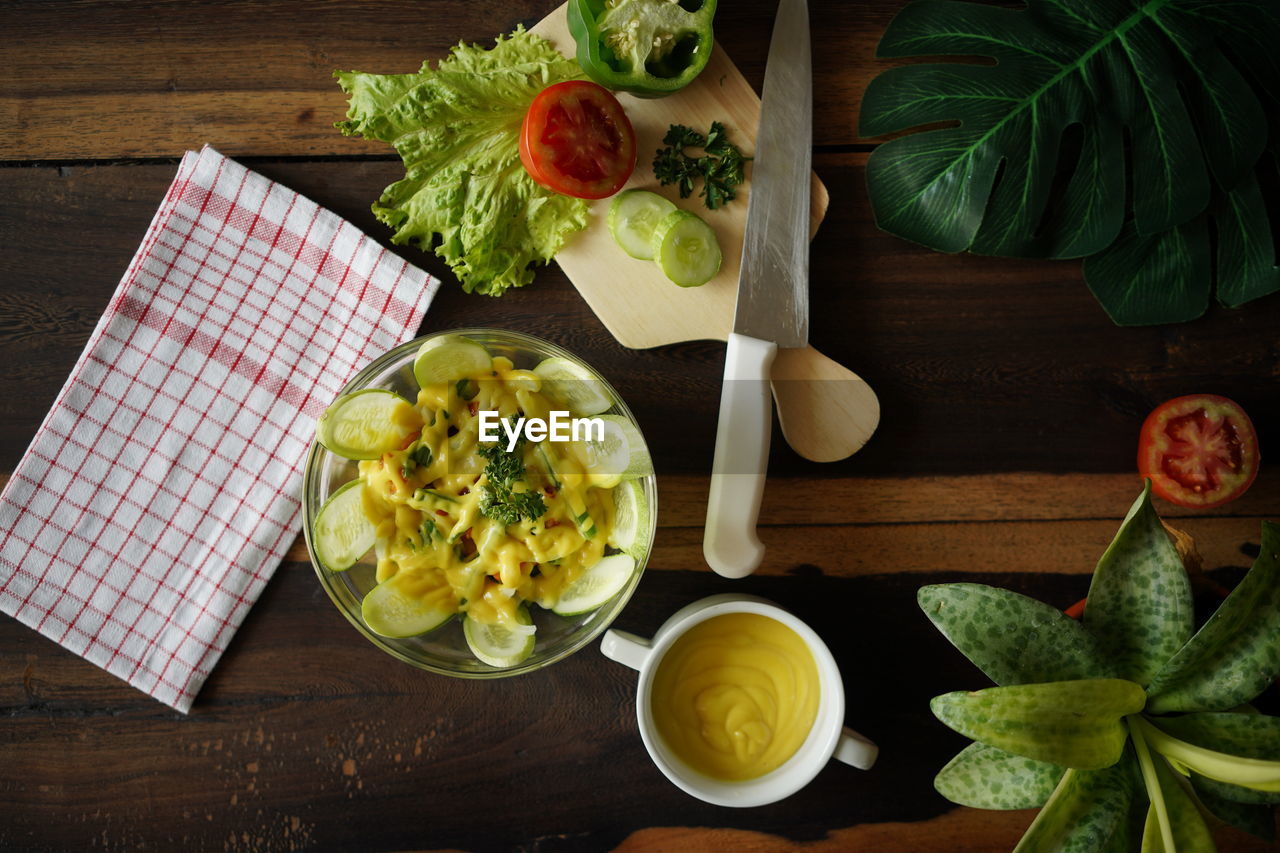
[1,158,1276,478]
[0,0,892,159]
[3,1,1280,851]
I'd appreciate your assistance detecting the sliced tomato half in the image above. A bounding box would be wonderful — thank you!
[1138,394,1260,509]
[519,80,636,200]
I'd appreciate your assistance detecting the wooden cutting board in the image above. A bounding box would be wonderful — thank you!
[530,6,878,463]
[530,4,827,349]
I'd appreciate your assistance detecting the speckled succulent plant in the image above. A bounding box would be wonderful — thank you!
[919,482,1280,850]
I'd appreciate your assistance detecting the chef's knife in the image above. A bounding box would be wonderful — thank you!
[703,0,811,579]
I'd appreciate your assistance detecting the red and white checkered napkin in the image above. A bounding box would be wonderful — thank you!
[0,145,438,712]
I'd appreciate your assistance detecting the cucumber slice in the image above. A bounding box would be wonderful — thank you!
[587,471,622,490]
[573,414,652,480]
[313,479,377,572]
[607,479,651,559]
[609,189,677,260]
[551,554,637,616]
[651,209,722,287]
[361,572,455,638]
[532,356,613,417]
[464,605,536,668]
[413,335,492,388]
[316,389,416,460]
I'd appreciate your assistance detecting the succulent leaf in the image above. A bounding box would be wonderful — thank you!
[1084,483,1193,686]
[930,679,1146,770]
[1190,779,1278,842]
[918,584,1115,685]
[935,741,1066,809]
[1189,771,1280,806]
[1146,521,1280,713]
[1150,712,1280,761]
[1136,716,1280,793]
[1012,757,1138,853]
[919,501,1280,852]
[1139,753,1215,853]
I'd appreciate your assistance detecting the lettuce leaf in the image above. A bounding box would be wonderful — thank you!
[335,28,589,296]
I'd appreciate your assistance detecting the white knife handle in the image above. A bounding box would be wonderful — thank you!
[704,333,777,579]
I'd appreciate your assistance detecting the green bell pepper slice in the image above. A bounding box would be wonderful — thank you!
[567,0,718,98]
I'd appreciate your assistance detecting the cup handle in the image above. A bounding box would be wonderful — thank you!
[600,629,652,671]
[834,726,878,770]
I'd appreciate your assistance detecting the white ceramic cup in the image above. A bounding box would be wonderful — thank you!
[600,593,878,807]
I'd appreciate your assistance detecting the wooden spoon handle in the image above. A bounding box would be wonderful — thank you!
[770,345,879,462]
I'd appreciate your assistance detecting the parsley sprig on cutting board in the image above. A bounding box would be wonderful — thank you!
[652,122,749,210]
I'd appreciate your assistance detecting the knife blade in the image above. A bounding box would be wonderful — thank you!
[733,1,810,349]
[704,0,811,579]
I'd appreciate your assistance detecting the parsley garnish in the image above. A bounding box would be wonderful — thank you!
[455,378,477,400]
[477,439,546,526]
[416,517,438,548]
[401,443,432,480]
[652,121,749,210]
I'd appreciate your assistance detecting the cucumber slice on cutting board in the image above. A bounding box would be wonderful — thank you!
[607,479,651,559]
[313,479,377,572]
[552,554,637,616]
[413,335,493,387]
[609,189,677,260]
[532,356,613,417]
[651,209,721,287]
[464,605,536,668]
[316,389,416,460]
[361,572,455,638]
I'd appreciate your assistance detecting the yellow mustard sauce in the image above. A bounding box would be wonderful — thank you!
[651,613,820,781]
[354,356,615,629]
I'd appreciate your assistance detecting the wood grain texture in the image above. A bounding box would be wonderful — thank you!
[6,558,1275,851]
[0,0,894,160]
[1,159,1277,479]
[3,1,1280,850]
[607,810,1275,853]
[0,558,1019,850]
[275,472,1277,582]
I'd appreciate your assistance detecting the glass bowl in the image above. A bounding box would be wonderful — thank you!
[301,328,657,678]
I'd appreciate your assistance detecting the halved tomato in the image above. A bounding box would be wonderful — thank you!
[1138,394,1260,509]
[519,80,636,200]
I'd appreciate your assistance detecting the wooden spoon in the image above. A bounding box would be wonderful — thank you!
[770,347,879,462]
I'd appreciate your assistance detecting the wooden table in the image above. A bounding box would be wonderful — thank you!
[2,2,1277,850]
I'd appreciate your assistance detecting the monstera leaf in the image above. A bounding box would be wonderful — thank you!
[861,0,1280,325]
[1082,150,1280,324]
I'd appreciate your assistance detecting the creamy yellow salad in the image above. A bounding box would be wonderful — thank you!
[358,355,615,629]
[311,335,650,668]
